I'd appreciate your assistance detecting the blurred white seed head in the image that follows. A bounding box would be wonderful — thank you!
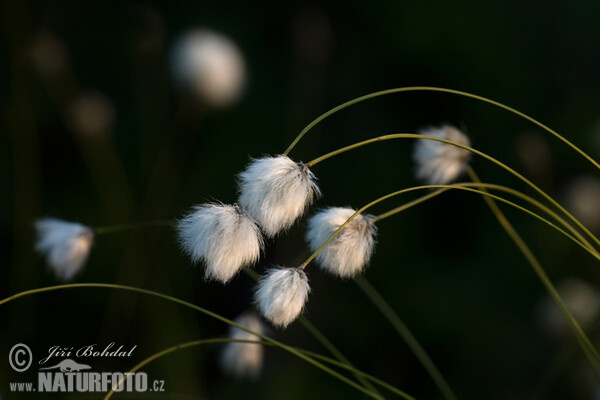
[177,203,263,283]
[563,175,600,233]
[69,92,116,138]
[306,207,377,278]
[29,30,68,78]
[255,267,310,328]
[170,29,246,108]
[413,124,471,185]
[35,218,94,282]
[238,155,321,237]
[220,312,265,380]
[537,278,600,339]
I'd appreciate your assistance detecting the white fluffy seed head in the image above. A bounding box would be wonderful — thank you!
[255,267,310,328]
[177,203,264,283]
[413,124,471,185]
[170,29,246,108]
[220,312,265,380]
[306,207,377,278]
[237,155,321,237]
[35,218,94,282]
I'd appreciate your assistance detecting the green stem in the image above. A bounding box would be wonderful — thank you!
[0,283,384,400]
[375,189,448,221]
[374,183,598,259]
[283,86,600,172]
[95,220,176,235]
[354,275,456,400]
[304,133,600,252]
[467,168,600,379]
[298,317,382,396]
[105,338,414,400]
[301,184,600,272]
[242,268,381,395]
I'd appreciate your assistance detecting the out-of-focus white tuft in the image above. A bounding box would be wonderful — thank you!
[29,30,68,78]
[220,312,265,379]
[69,92,116,138]
[537,277,600,339]
[177,203,263,283]
[238,155,321,237]
[564,175,600,232]
[170,29,246,108]
[413,124,471,185]
[306,207,377,278]
[35,218,95,282]
[255,267,310,328]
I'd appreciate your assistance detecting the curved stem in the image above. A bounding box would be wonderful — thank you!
[375,183,598,258]
[0,283,383,400]
[376,189,448,221]
[242,268,381,395]
[284,86,600,172]
[105,338,414,400]
[466,168,600,379]
[301,183,600,271]
[95,220,175,235]
[305,133,600,252]
[354,275,456,400]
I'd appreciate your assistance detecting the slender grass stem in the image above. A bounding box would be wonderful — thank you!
[242,268,381,395]
[375,189,448,221]
[374,183,598,259]
[354,275,456,400]
[0,283,385,399]
[283,86,600,172]
[95,220,176,235]
[105,338,414,400]
[304,133,600,252]
[467,168,600,379]
[301,183,600,271]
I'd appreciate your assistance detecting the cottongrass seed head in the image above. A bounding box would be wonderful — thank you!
[170,29,246,108]
[177,203,263,283]
[306,207,377,278]
[255,267,310,328]
[220,312,265,380]
[35,218,95,282]
[413,124,471,185]
[238,155,321,237]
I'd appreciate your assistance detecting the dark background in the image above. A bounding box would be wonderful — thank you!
[2,1,600,399]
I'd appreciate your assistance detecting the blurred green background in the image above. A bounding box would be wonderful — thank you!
[2,1,600,399]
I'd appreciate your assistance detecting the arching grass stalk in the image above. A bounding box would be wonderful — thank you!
[242,268,381,396]
[95,220,176,235]
[301,184,600,272]
[374,183,598,260]
[305,134,600,252]
[300,183,600,384]
[105,338,414,400]
[0,284,386,400]
[301,183,597,400]
[283,86,600,171]
[466,167,600,379]
[88,219,379,395]
[353,275,456,400]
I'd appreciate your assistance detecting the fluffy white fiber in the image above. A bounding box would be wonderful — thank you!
[35,218,95,282]
[413,124,471,185]
[177,203,263,283]
[306,207,377,278]
[220,312,265,379]
[255,267,310,328]
[238,155,320,237]
[170,29,246,107]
